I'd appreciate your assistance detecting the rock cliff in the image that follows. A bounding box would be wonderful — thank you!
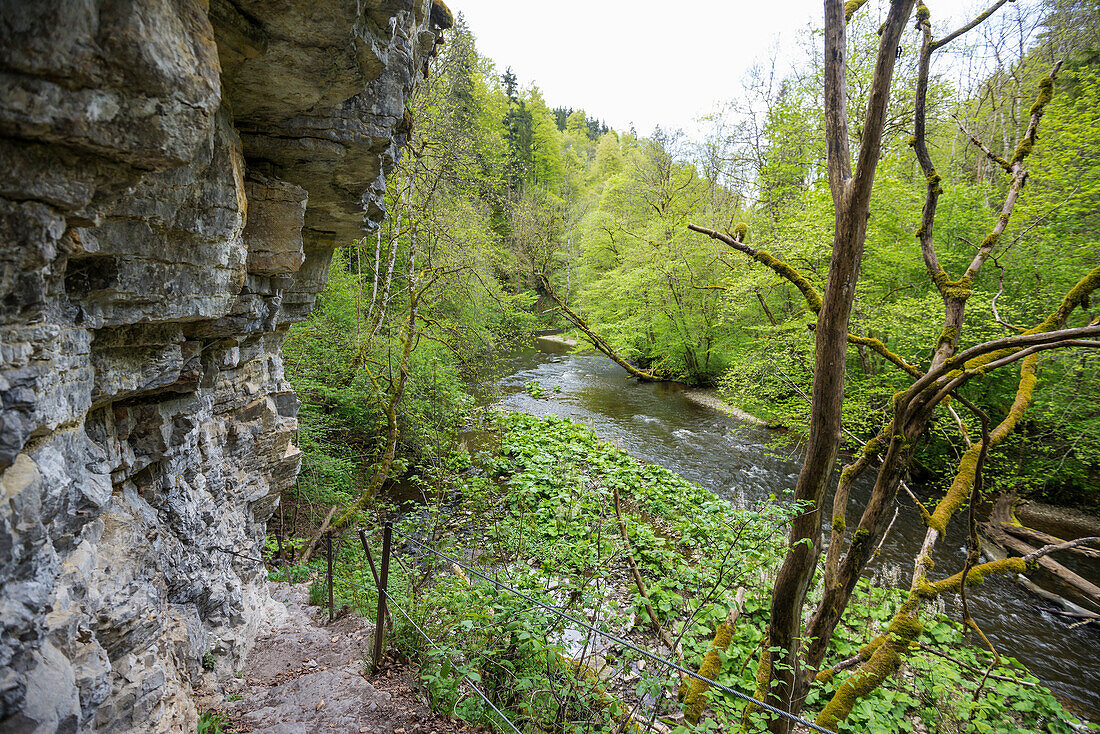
[0,1,450,731]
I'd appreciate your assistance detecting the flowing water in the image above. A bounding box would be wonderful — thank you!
[469,336,1100,719]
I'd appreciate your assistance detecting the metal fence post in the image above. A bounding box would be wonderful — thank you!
[372,520,392,672]
[327,532,334,623]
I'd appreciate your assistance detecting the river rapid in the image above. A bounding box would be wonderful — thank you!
[468,336,1100,719]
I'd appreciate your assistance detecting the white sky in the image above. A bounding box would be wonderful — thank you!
[451,0,822,137]
[449,1,1038,139]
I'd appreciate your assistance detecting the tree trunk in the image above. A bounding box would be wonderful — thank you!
[763,3,915,729]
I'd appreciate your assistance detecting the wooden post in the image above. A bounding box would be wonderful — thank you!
[372,521,392,673]
[327,533,334,623]
[359,528,393,630]
[359,528,380,588]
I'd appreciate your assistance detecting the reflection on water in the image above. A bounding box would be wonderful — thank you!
[468,336,1100,719]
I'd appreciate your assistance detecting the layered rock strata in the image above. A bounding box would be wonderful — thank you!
[0,1,449,731]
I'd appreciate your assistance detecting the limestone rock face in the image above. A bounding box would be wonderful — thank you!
[0,1,449,731]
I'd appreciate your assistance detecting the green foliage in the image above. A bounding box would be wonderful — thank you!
[391,412,799,731]
[196,711,234,734]
[374,414,1085,733]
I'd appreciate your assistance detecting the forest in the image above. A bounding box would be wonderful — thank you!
[274,1,1100,732]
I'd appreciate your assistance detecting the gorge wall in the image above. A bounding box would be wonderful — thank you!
[0,1,451,731]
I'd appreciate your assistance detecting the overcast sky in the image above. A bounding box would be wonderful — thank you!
[451,0,822,137]
[448,2,1035,139]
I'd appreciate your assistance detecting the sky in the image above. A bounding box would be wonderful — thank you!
[450,0,823,137]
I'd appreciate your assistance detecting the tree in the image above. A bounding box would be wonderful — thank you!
[690,1,1100,730]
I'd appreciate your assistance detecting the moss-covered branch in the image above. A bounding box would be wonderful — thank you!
[688,224,823,312]
[682,588,747,723]
[845,334,922,378]
[843,0,871,22]
[536,272,662,382]
[689,224,921,378]
[815,557,1027,729]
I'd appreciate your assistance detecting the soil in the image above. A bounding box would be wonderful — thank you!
[197,582,480,734]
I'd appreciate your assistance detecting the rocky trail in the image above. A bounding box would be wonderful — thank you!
[198,583,477,734]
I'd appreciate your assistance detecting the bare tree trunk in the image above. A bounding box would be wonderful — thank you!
[371,176,412,337]
[762,4,916,729]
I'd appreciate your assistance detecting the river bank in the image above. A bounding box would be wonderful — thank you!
[477,339,1100,718]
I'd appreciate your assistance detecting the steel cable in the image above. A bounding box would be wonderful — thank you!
[391,528,836,734]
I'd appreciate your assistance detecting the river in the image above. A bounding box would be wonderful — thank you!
[468,336,1100,719]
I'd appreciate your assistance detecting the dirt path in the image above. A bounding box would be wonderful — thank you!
[200,582,478,734]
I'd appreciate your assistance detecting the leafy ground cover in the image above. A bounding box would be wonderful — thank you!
[283,413,1091,733]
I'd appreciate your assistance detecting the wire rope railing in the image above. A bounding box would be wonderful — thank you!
[385,525,836,734]
[214,518,837,734]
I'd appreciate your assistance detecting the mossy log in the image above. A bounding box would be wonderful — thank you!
[537,273,662,382]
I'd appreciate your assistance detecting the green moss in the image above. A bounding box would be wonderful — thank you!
[832,514,846,533]
[752,250,823,312]
[937,325,958,348]
[927,441,982,534]
[733,222,749,243]
[887,613,923,639]
[858,636,885,661]
[925,169,943,195]
[816,647,901,729]
[1028,76,1054,118]
[816,602,925,729]
[931,268,973,301]
[684,619,737,723]
[1030,264,1100,333]
[1009,74,1056,165]
[844,0,870,21]
[916,2,930,23]
[1010,137,1034,166]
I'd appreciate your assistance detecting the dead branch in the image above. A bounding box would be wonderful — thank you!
[916,643,1037,687]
